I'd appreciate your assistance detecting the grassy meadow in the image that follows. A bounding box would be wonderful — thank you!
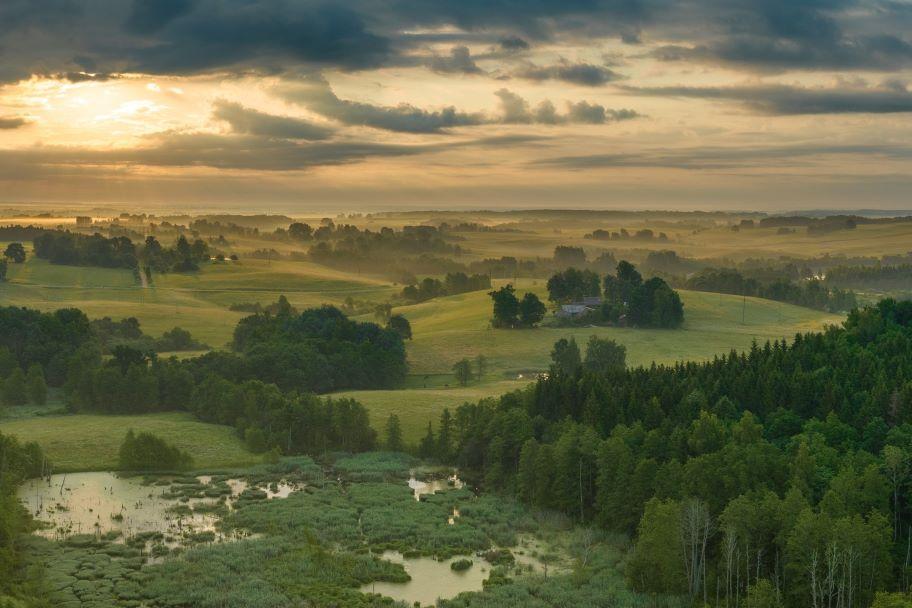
[0,226,846,445]
[1,250,396,347]
[343,284,839,441]
[0,412,259,472]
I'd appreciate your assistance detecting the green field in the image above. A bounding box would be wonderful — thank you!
[341,284,840,441]
[1,230,843,445]
[1,253,396,347]
[0,412,260,472]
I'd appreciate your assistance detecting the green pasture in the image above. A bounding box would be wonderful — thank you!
[0,412,259,472]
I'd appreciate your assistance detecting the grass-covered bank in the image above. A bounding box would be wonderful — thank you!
[0,412,260,472]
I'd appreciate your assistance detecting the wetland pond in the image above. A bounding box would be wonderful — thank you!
[18,468,552,606]
[17,472,296,546]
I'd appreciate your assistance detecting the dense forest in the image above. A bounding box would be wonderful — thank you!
[426,298,912,607]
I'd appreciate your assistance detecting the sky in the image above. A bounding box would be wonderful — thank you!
[2,0,912,213]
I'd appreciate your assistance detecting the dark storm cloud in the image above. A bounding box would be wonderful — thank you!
[212,100,335,140]
[0,0,648,83]
[650,0,912,72]
[2,0,912,83]
[513,61,622,86]
[385,0,648,38]
[533,142,912,170]
[623,82,912,114]
[124,2,392,74]
[0,116,30,129]
[124,0,195,34]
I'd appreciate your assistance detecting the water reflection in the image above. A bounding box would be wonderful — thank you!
[361,550,487,605]
[408,472,463,501]
[17,472,299,547]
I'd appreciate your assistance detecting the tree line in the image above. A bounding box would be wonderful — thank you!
[31,230,211,274]
[685,267,857,313]
[400,272,492,304]
[825,264,912,291]
[422,298,912,607]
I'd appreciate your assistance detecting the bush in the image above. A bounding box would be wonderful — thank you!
[451,559,473,571]
[118,430,194,471]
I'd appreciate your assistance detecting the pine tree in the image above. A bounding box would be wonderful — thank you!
[26,364,47,405]
[385,414,403,452]
[418,422,436,458]
[437,409,452,460]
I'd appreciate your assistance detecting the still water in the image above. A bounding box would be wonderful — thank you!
[361,550,488,605]
[16,472,295,544]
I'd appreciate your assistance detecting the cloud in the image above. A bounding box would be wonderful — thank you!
[494,89,639,124]
[0,127,550,177]
[648,1,912,72]
[275,77,488,133]
[499,36,530,51]
[212,100,334,140]
[0,116,30,129]
[532,143,912,171]
[124,0,195,34]
[513,60,622,86]
[2,0,912,84]
[426,46,484,74]
[56,72,122,83]
[125,2,392,74]
[277,79,638,132]
[0,132,444,173]
[624,82,912,114]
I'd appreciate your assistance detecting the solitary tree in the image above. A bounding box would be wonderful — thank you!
[385,414,403,452]
[3,242,26,263]
[453,358,474,386]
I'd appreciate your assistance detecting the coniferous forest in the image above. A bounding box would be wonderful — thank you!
[431,299,912,607]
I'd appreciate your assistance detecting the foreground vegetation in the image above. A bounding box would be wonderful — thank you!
[12,453,675,607]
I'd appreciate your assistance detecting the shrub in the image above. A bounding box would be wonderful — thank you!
[118,430,194,471]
